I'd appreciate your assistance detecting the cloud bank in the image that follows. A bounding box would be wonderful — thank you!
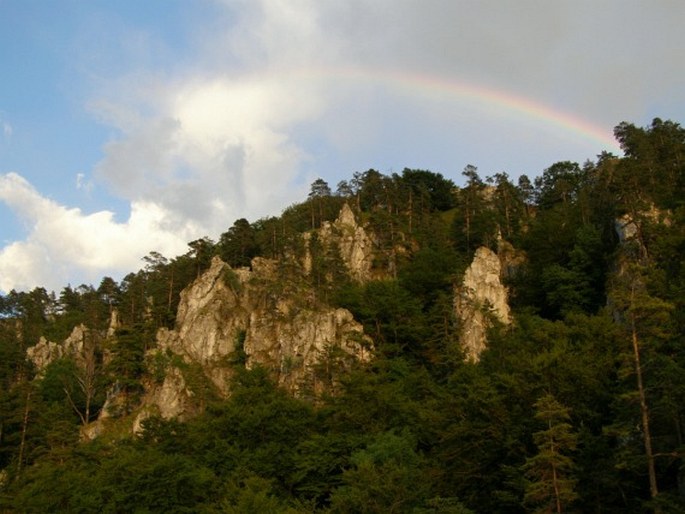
[2,1,335,292]
[0,173,188,291]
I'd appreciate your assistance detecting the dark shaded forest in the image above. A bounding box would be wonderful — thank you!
[1,118,684,512]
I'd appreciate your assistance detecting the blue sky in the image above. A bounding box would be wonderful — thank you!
[1,0,684,293]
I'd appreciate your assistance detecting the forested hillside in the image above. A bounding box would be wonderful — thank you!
[1,118,684,512]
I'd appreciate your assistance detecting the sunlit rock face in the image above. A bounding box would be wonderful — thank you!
[133,367,192,432]
[304,203,375,282]
[26,308,121,376]
[26,324,94,374]
[26,337,65,374]
[329,203,375,282]
[455,246,512,362]
[139,255,372,423]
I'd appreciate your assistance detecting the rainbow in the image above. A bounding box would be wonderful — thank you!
[281,67,623,155]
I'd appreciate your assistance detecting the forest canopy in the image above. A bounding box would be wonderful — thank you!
[1,119,684,513]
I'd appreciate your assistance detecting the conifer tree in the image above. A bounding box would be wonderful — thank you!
[522,393,578,513]
[609,263,675,511]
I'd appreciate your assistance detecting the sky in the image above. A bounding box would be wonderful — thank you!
[1,0,684,293]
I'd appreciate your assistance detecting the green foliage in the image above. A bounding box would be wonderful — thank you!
[39,358,82,405]
[309,177,332,198]
[534,160,586,209]
[222,267,242,294]
[329,430,430,513]
[179,367,316,488]
[218,218,258,268]
[399,246,459,307]
[99,445,219,512]
[3,119,685,512]
[414,497,475,514]
[614,118,685,210]
[539,223,608,316]
[217,475,306,513]
[522,393,578,513]
[2,287,55,345]
[396,168,456,212]
[452,165,498,254]
[339,280,426,358]
[5,442,219,513]
[515,190,615,317]
[105,326,147,410]
[229,329,247,365]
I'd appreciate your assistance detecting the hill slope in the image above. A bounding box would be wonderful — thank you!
[1,118,684,512]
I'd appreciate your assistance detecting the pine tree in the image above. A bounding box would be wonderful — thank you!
[608,263,676,512]
[522,393,578,513]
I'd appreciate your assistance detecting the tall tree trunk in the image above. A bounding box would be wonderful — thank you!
[549,426,563,514]
[503,198,511,238]
[16,388,31,476]
[408,189,413,234]
[552,463,562,514]
[167,268,174,314]
[630,287,660,510]
[465,207,471,252]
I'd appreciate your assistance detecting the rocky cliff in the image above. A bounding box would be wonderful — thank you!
[25,204,519,436]
[455,246,512,361]
[27,309,119,375]
[325,203,375,282]
[137,255,372,425]
[303,202,375,282]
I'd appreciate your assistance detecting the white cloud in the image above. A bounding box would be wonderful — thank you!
[89,2,335,239]
[0,173,188,292]
[0,0,336,292]
[90,74,323,239]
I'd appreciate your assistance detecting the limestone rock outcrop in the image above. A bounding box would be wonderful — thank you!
[26,337,65,373]
[27,324,91,374]
[455,246,512,362]
[139,255,372,423]
[305,203,374,282]
[26,308,120,376]
[328,203,375,282]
